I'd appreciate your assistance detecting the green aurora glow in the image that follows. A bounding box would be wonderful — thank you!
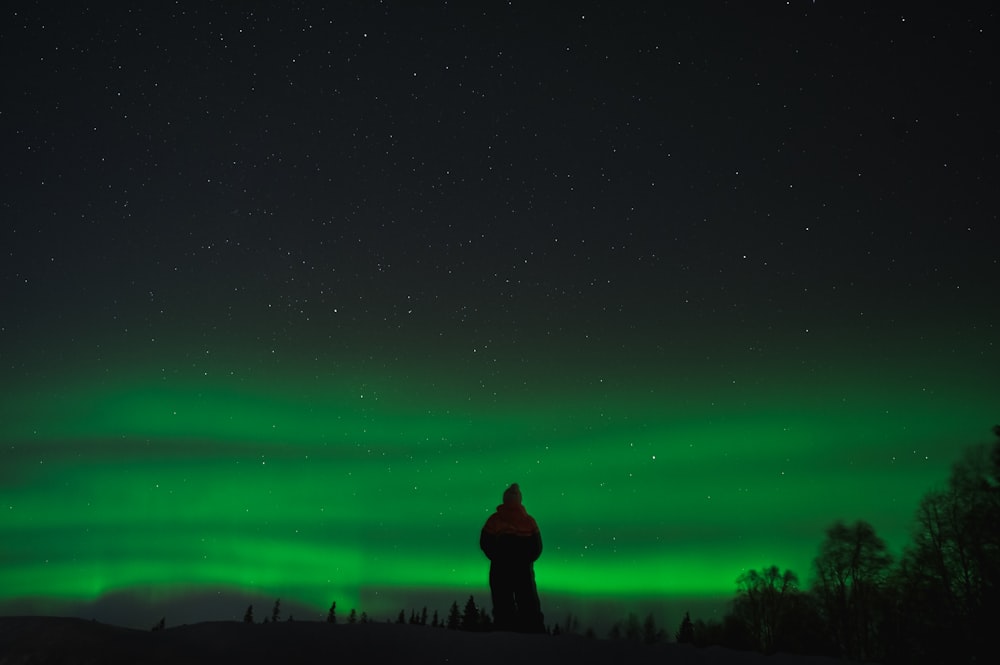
[2,334,996,627]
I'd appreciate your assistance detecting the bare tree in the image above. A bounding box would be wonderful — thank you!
[895,430,1000,662]
[812,520,892,661]
[732,565,800,653]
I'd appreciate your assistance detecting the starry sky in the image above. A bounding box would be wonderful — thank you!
[1,1,997,632]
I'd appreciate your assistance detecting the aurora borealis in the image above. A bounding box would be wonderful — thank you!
[2,2,998,632]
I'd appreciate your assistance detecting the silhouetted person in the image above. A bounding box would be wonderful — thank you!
[480,483,545,632]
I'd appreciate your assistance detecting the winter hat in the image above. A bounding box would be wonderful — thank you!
[502,483,522,505]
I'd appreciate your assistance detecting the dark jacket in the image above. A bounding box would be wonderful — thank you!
[480,502,542,564]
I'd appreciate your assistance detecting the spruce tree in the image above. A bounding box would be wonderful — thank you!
[644,612,665,644]
[676,612,695,644]
[348,608,357,624]
[327,601,337,624]
[446,601,461,629]
[461,596,479,631]
[625,613,641,642]
[271,599,281,623]
[243,604,254,624]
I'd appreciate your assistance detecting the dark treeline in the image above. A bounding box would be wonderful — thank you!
[680,426,999,664]
[179,426,996,664]
[237,596,489,632]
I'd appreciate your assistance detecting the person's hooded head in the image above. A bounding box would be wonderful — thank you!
[502,483,522,506]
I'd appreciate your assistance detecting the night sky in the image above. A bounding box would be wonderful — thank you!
[2,2,997,632]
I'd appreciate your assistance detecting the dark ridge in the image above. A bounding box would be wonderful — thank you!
[0,616,848,665]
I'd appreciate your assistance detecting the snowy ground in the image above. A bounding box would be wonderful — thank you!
[0,617,851,665]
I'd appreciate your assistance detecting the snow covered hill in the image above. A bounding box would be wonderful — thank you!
[0,616,851,665]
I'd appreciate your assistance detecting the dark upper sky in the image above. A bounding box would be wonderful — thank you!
[4,2,996,360]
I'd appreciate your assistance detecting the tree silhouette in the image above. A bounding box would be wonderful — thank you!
[676,612,694,644]
[732,565,801,653]
[446,601,461,630]
[271,599,281,623]
[666,428,1000,662]
[608,621,622,640]
[812,520,893,661]
[326,601,336,624]
[348,608,357,624]
[642,613,663,644]
[461,596,480,631]
[243,604,254,624]
[624,613,640,642]
[893,428,1000,663]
